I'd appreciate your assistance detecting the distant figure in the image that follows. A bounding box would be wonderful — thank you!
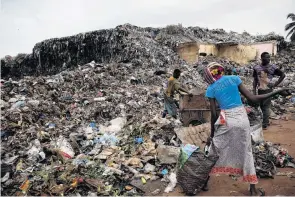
[240,67,245,76]
[232,66,237,75]
[253,52,286,130]
[162,69,192,118]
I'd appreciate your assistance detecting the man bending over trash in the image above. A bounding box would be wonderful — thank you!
[162,69,192,119]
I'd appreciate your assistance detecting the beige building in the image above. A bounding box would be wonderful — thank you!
[176,42,199,64]
[177,40,278,65]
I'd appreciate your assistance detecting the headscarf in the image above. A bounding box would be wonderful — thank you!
[203,62,225,84]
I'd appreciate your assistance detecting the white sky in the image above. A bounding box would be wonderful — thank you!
[0,0,294,57]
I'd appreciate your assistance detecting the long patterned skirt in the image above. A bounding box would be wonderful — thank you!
[209,106,258,184]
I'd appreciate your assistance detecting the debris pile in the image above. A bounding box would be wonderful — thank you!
[252,142,295,179]
[274,42,295,70]
[0,59,206,196]
[156,25,285,49]
[1,59,293,195]
[1,24,287,80]
[1,24,295,196]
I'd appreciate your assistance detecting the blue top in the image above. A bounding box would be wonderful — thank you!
[205,75,243,110]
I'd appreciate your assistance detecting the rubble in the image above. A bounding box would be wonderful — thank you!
[0,58,205,196]
[1,24,295,196]
[252,142,295,178]
[0,24,288,80]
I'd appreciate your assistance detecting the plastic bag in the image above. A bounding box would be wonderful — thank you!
[99,117,126,134]
[164,173,177,193]
[251,123,264,143]
[177,146,219,195]
[51,136,75,159]
[98,133,118,146]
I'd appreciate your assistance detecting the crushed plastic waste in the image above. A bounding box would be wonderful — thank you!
[161,169,169,175]
[164,173,177,193]
[252,142,295,178]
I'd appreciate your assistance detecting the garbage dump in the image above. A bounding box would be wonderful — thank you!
[0,23,289,80]
[1,59,294,195]
[1,24,295,196]
[0,59,206,196]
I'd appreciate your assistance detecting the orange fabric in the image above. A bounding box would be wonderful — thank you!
[211,167,242,175]
[210,167,258,184]
[219,110,226,125]
[242,175,258,184]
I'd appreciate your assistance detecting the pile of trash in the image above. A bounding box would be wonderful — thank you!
[0,60,207,196]
[252,142,295,179]
[1,24,287,80]
[1,60,294,195]
[156,25,285,49]
[1,23,295,196]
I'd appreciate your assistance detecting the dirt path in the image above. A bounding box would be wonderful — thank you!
[164,119,295,196]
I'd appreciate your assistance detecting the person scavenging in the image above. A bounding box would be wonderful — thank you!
[253,52,286,130]
[162,69,192,119]
[203,62,290,196]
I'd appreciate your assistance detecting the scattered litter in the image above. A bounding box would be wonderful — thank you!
[161,169,169,175]
[164,173,177,193]
[151,188,161,195]
[157,145,180,164]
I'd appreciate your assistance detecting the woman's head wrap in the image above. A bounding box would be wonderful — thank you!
[203,62,225,85]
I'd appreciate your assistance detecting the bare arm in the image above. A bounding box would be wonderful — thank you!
[252,69,258,95]
[273,69,286,88]
[253,80,258,95]
[174,81,191,95]
[209,98,218,138]
[238,83,285,103]
[178,87,190,95]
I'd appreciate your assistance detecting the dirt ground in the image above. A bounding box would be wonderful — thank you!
[162,119,295,196]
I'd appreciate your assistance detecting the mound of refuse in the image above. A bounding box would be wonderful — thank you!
[1,24,287,80]
[0,59,206,196]
[1,59,295,196]
[1,24,295,196]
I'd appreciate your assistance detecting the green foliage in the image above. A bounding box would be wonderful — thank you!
[285,13,295,42]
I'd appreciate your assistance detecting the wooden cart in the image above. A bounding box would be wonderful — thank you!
[179,94,211,126]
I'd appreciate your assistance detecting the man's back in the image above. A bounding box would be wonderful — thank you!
[165,76,180,97]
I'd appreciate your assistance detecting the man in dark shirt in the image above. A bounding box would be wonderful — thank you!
[253,52,286,130]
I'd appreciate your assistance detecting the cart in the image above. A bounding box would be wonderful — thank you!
[179,94,211,126]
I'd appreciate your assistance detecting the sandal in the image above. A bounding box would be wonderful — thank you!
[250,188,265,196]
[201,183,209,191]
[202,176,210,191]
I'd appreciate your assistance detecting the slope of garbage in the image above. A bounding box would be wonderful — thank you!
[1,23,295,196]
[0,24,288,80]
[1,59,295,196]
[0,60,206,196]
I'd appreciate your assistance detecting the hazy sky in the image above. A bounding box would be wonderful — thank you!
[0,0,294,57]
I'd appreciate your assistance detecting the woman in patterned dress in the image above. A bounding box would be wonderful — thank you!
[202,62,290,196]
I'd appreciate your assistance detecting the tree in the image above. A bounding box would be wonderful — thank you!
[285,13,295,42]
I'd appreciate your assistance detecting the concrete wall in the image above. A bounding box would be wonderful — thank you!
[249,42,277,58]
[178,41,277,65]
[199,44,218,56]
[177,42,199,64]
[217,44,257,64]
